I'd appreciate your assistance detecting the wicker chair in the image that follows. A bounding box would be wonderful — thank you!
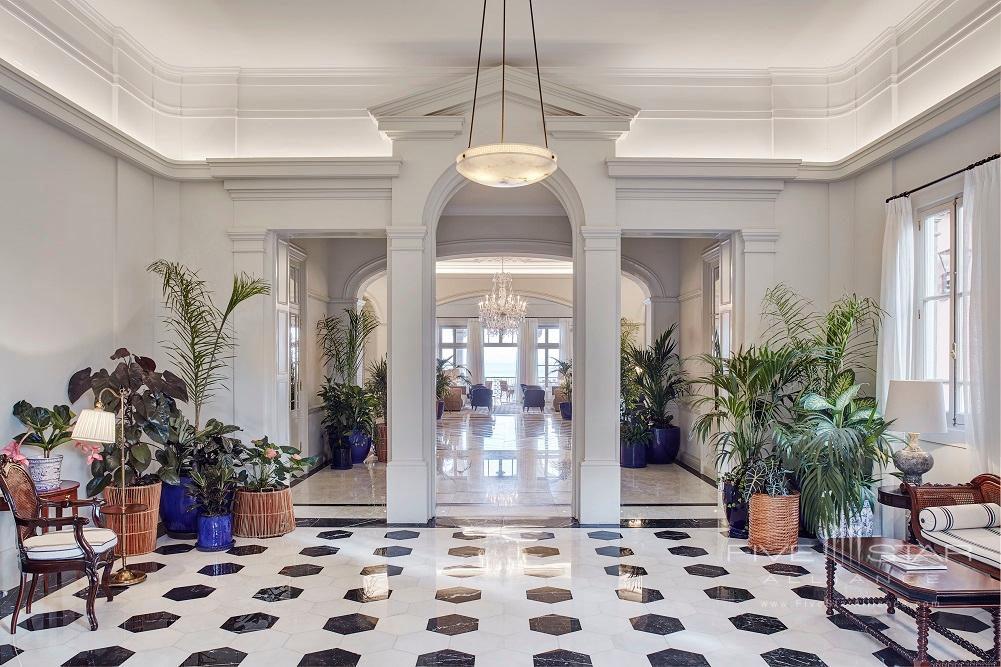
[0,455,118,632]
[906,473,1000,578]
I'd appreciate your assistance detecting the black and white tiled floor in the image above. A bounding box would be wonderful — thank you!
[1,526,996,666]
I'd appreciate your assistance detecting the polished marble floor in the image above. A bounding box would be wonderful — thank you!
[1,526,995,666]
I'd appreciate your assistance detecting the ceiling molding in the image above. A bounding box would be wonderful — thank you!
[208,157,401,179]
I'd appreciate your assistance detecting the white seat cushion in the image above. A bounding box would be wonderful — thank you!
[23,527,118,561]
[922,526,1001,568]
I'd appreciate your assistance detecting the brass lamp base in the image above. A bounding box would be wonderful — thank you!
[108,567,147,586]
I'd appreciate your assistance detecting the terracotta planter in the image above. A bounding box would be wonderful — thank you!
[233,487,295,538]
[748,492,800,555]
[375,423,389,463]
[103,481,161,557]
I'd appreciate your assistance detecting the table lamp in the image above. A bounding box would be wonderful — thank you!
[883,380,947,485]
[72,388,147,586]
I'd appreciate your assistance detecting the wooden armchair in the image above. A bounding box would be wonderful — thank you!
[0,455,118,632]
[906,473,1000,578]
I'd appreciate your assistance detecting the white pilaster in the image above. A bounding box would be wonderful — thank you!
[385,226,433,524]
[739,229,780,344]
[648,296,680,340]
[578,226,622,524]
[228,229,278,441]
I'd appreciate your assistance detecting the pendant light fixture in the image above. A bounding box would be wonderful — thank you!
[456,0,557,188]
[478,257,528,335]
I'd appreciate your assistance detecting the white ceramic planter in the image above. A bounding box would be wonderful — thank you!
[26,454,63,492]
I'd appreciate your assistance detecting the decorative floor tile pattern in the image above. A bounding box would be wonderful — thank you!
[1,526,995,666]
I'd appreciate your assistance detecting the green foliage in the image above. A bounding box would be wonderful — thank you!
[317,308,380,385]
[740,455,792,500]
[435,358,467,402]
[620,406,650,447]
[148,260,270,430]
[553,358,572,402]
[12,401,75,457]
[186,456,237,516]
[365,355,388,421]
[630,324,689,428]
[318,379,378,445]
[238,437,316,491]
[620,318,642,412]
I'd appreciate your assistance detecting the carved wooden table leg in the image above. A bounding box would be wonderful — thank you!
[915,602,931,667]
[825,556,836,616]
[992,608,1000,664]
[885,591,896,615]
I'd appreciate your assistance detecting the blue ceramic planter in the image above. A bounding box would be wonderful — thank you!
[648,426,680,464]
[620,440,648,468]
[347,429,373,464]
[196,514,234,552]
[559,402,572,420]
[160,477,199,537]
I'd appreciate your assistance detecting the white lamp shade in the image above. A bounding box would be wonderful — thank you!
[71,408,117,444]
[883,380,947,434]
[456,143,557,188]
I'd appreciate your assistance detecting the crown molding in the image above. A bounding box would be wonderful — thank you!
[208,157,401,179]
[608,158,801,180]
[376,116,465,141]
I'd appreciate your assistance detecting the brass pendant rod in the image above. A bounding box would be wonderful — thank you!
[528,0,548,149]
[500,0,507,143]
[467,0,488,150]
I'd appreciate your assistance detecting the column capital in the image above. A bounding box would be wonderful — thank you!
[580,226,620,251]
[740,228,780,253]
[227,228,272,253]
[386,226,426,250]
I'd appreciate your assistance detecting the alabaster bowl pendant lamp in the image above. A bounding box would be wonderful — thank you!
[456,0,557,188]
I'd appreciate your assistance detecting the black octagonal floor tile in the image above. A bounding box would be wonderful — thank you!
[763,562,810,577]
[615,587,664,603]
[587,530,623,540]
[417,649,476,666]
[595,546,633,557]
[684,564,728,578]
[0,645,23,666]
[300,545,339,557]
[442,565,482,578]
[827,613,889,632]
[344,587,392,602]
[604,564,647,577]
[872,647,937,666]
[360,564,403,577]
[385,529,420,540]
[180,647,248,666]
[435,586,481,603]
[647,648,709,666]
[17,610,81,631]
[279,564,323,577]
[62,646,135,666]
[298,648,361,667]
[373,545,412,557]
[155,543,195,555]
[929,610,991,633]
[449,546,486,558]
[654,530,690,540]
[220,612,278,633]
[324,613,379,634]
[521,531,555,540]
[760,648,828,667]
[74,585,127,601]
[526,586,572,603]
[529,614,581,635]
[164,584,215,601]
[704,585,754,603]
[630,613,684,635]
[730,613,787,634]
[253,585,303,602]
[426,614,479,635]
[198,563,243,576]
[452,531,486,540]
[792,584,838,601]
[523,546,560,558]
[317,529,353,540]
[119,611,180,632]
[669,546,708,557]
[533,649,592,666]
[226,544,268,556]
[129,561,166,574]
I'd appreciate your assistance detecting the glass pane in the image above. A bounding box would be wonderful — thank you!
[923,209,952,297]
[455,328,468,343]
[441,328,454,344]
[483,347,517,380]
[454,349,467,368]
[537,328,546,343]
[921,298,950,381]
[288,266,300,305]
[549,327,560,344]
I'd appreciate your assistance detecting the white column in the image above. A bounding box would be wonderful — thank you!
[578,226,622,524]
[385,226,433,523]
[738,229,780,344]
[228,229,278,441]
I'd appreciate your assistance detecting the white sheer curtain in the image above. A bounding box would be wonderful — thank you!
[518,319,538,399]
[876,198,915,407]
[558,318,573,364]
[962,161,1000,474]
[466,318,483,385]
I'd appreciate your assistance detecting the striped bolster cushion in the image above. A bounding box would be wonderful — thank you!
[919,503,1001,532]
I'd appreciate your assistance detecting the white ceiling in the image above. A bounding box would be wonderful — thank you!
[86,0,925,71]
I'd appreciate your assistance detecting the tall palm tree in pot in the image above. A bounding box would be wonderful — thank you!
[631,324,688,464]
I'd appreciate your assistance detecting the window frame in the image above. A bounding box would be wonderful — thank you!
[438,324,469,369]
[535,324,561,388]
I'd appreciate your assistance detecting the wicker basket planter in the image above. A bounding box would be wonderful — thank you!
[748,492,800,555]
[233,487,295,538]
[103,481,161,556]
[374,423,389,463]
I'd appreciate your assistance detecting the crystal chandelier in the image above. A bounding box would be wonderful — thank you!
[478,258,527,335]
[456,0,557,188]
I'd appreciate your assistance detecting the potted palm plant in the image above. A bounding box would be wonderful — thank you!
[366,356,389,462]
[554,359,572,420]
[10,401,76,491]
[234,437,314,538]
[434,358,455,420]
[147,260,269,537]
[631,325,688,464]
[742,455,799,554]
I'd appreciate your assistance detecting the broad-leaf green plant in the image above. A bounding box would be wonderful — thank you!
[11,402,76,457]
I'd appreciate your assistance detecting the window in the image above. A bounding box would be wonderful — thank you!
[483,329,518,392]
[704,246,731,358]
[915,198,966,427]
[536,325,561,387]
[438,325,468,369]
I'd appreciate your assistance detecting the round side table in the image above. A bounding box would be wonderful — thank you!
[877,484,914,543]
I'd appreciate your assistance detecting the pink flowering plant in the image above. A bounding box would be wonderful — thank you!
[1,440,28,466]
[237,436,315,492]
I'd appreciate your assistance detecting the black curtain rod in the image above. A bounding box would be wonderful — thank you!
[886,153,999,203]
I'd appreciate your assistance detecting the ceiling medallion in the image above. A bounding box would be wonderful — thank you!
[456,0,557,188]
[478,258,528,335]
